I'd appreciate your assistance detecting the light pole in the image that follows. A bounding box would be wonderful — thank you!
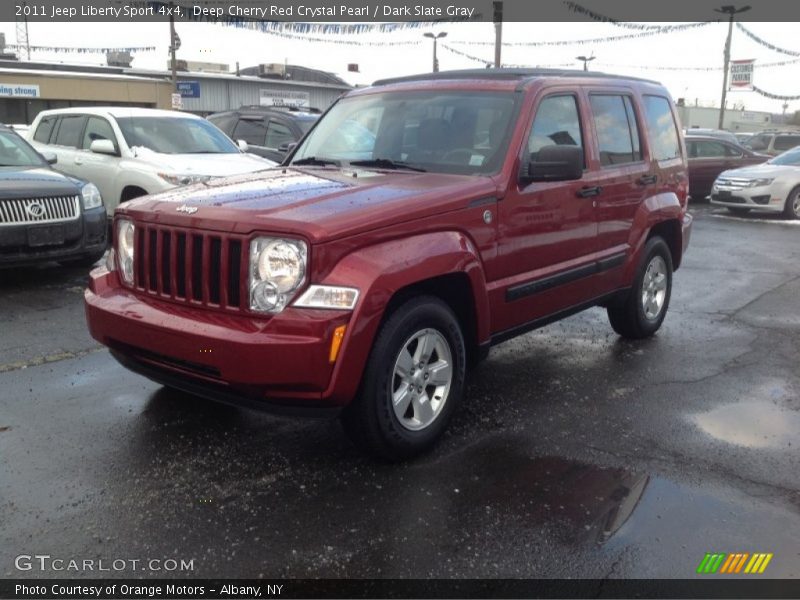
[576,54,595,71]
[715,4,751,129]
[424,32,447,73]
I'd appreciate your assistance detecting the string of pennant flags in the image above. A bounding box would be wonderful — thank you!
[751,85,800,101]
[735,23,800,57]
[561,2,707,30]
[2,44,155,54]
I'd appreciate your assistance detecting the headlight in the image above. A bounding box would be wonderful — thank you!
[746,178,773,187]
[116,219,135,284]
[249,237,307,313]
[158,172,213,186]
[294,285,359,310]
[81,183,103,210]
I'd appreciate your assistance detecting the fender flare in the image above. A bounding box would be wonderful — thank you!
[318,231,490,404]
[624,191,685,282]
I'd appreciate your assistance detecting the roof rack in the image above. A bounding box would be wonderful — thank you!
[372,68,659,87]
[238,105,321,114]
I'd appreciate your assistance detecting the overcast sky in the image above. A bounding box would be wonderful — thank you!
[1,20,798,116]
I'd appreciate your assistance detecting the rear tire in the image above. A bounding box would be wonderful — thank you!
[341,295,465,461]
[607,237,673,340]
[783,187,800,220]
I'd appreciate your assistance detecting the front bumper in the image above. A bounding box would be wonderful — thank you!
[0,207,107,267]
[710,184,787,212]
[85,269,352,412]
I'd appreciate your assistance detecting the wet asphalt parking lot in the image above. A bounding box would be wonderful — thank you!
[1,204,799,580]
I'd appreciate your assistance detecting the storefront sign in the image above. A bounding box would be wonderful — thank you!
[177,81,200,98]
[0,83,40,98]
[259,89,310,108]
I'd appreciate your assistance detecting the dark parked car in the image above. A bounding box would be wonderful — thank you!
[0,124,106,268]
[87,69,692,459]
[685,134,768,200]
[207,106,319,162]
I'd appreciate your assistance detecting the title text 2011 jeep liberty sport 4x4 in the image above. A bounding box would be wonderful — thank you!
[85,69,692,459]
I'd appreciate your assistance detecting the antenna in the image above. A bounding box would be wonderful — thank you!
[15,1,30,60]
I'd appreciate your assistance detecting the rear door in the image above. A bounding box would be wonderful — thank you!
[686,139,730,198]
[47,114,87,179]
[586,90,651,260]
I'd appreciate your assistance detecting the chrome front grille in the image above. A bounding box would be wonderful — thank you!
[714,178,751,190]
[0,196,80,226]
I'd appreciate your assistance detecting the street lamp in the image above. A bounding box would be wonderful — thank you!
[715,4,751,129]
[576,54,595,71]
[424,32,447,73]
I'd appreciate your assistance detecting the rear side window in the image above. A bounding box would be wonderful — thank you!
[589,94,642,166]
[82,117,116,150]
[53,115,86,148]
[527,95,584,161]
[774,135,800,152]
[642,96,681,161]
[689,140,727,158]
[33,116,56,143]
[232,118,267,146]
[265,121,294,149]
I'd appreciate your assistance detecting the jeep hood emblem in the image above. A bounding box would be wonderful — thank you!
[176,205,198,215]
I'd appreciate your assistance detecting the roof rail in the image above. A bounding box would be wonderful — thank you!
[373,68,659,87]
[238,105,321,114]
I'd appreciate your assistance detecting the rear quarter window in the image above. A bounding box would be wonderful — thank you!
[642,96,681,161]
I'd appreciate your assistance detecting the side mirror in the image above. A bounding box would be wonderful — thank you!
[237,139,249,152]
[89,139,117,156]
[41,151,58,165]
[523,145,583,183]
[278,142,297,154]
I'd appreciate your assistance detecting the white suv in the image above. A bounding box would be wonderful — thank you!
[28,107,276,216]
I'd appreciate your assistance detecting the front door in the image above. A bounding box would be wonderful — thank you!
[492,91,598,333]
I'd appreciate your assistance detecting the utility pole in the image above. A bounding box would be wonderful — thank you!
[423,32,447,73]
[715,4,750,129]
[493,1,503,68]
[169,2,179,93]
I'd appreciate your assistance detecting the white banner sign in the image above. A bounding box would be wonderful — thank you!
[259,89,310,108]
[0,83,40,98]
[730,59,754,90]
[171,93,183,109]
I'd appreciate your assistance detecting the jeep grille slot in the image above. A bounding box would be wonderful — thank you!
[132,224,245,311]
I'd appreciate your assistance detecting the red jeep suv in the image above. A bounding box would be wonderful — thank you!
[85,69,692,459]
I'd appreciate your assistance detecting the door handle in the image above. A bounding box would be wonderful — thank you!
[576,185,602,198]
[637,174,658,186]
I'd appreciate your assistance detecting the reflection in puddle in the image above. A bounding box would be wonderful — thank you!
[692,401,800,449]
[452,447,649,545]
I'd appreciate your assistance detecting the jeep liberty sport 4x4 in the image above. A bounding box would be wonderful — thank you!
[85,69,692,460]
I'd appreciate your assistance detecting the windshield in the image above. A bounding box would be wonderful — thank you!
[290,90,519,175]
[116,117,239,154]
[769,147,800,166]
[0,130,47,167]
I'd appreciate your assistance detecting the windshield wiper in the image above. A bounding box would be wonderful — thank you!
[349,158,427,172]
[292,156,340,166]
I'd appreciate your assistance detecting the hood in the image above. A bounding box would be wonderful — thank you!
[0,166,82,199]
[121,167,498,242]
[130,148,276,174]
[718,163,798,180]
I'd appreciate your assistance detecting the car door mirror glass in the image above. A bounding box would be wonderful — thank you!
[237,139,249,152]
[89,139,117,155]
[278,142,297,153]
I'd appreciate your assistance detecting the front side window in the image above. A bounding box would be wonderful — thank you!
[232,118,267,146]
[291,91,519,175]
[689,140,727,158]
[82,117,116,150]
[589,94,642,166]
[115,117,239,154]
[33,116,56,143]
[265,121,294,149]
[642,95,681,161]
[527,95,584,161]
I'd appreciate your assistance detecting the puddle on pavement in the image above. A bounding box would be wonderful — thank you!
[448,444,649,545]
[692,400,800,449]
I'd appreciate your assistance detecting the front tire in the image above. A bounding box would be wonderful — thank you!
[342,295,466,461]
[783,187,800,220]
[607,237,673,339]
